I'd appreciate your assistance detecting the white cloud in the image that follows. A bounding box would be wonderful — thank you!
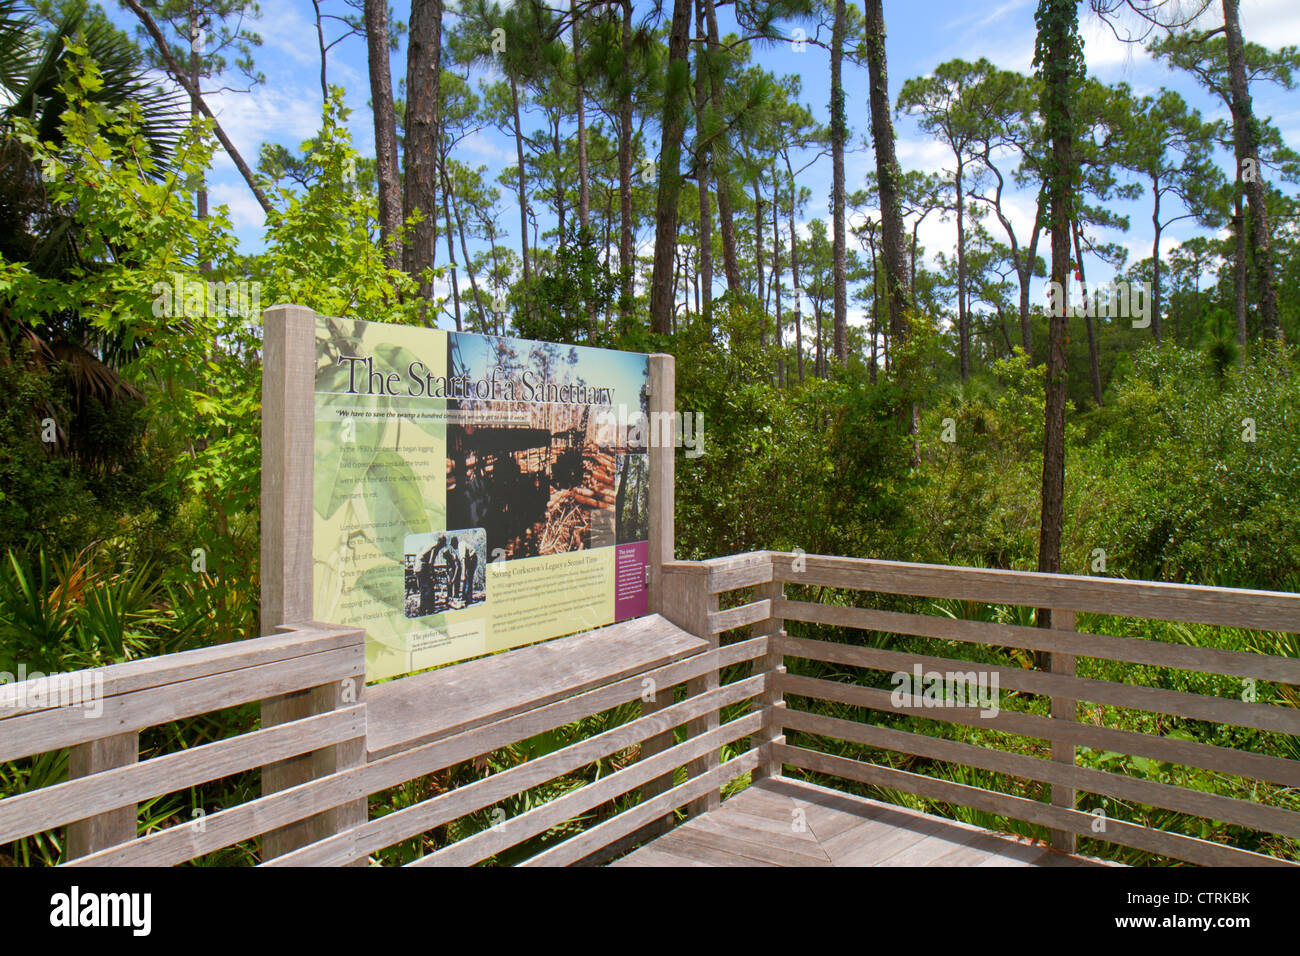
[453,130,515,163]
[895,135,951,176]
[208,180,266,231]
[208,84,325,157]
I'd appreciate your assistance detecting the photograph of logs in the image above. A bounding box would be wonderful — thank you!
[446,406,620,560]
[444,332,649,562]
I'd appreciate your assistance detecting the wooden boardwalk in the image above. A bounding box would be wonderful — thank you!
[614,777,1112,867]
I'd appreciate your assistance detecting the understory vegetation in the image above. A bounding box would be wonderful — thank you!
[1,0,1297,866]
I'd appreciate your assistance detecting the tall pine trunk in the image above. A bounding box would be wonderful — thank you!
[1223,0,1279,340]
[1034,0,1081,592]
[703,0,742,292]
[955,158,969,379]
[648,0,694,335]
[404,0,443,315]
[365,0,402,269]
[830,0,848,364]
[617,0,635,321]
[695,0,713,318]
[864,0,912,376]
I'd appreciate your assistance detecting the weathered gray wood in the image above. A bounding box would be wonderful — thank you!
[0,645,363,763]
[682,814,833,866]
[271,702,765,867]
[1049,609,1076,853]
[654,821,801,866]
[778,671,1300,787]
[661,565,721,816]
[611,845,711,866]
[410,706,765,867]
[662,552,775,594]
[750,580,785,780]
[518,749,760,867]
[776,635,1300,735]
[367,614,708,759]
[0,707,364,845]
[769,552,1300,632]
[707,599,773,635]
[644,828,780,867]
[259,303,317,635]
[64,762,370,867]
[775,743,1295,867]
[777,708,1300,838]
[260,304,368,860]
[639,353,680,838]
[773,598,1300,684]
[65,733,137,859]
[647,353,675,613]
[0,623,361,716]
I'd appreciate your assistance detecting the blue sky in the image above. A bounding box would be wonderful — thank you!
[103,0,1300,325]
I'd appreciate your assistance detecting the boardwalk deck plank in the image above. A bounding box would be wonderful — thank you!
[614,776,1108,867]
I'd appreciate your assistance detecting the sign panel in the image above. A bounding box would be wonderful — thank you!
[312,317,651,680]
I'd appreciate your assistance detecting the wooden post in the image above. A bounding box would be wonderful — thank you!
[1048,609,1076,853]
[260,304,367,859]
[663,566,720,816]
[640,353,678,830]
[751,577,785,780]
[646,353,675,611]
[66,732,138,858]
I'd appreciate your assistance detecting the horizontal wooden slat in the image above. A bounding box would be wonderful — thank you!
[519,749,762,867]
[779,708,1300,838]
[770,553,1300,632]
[266,680,768,866]
[774,743,1294,867]
[365,614,708,759]
[778,673,1300,788]
[410,710,768,867]
[664,551,775,593]
[708,599,773,635]
[0,706,365,844]
[778,635,1300,735]
[1,645,364,763]
[776,599,1300,684]
[66,637,771,867]
[0,623,363,715]
[63,762,368,868]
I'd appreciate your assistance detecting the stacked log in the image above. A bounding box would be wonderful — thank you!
[581,442,617,510]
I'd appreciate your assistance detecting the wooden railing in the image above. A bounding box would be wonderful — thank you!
[675,551,1300,867]
[0,614,768,866]
[0,622,368,865]
[2,551,1297,866]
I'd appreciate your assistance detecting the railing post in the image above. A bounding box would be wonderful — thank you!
[752,574,786,780]
[640,353,678,829]
[665,565,721,817]
[646,352,675,614]
[260,304,367,859]
[66,732,139,858]
[1048,609,1077,853]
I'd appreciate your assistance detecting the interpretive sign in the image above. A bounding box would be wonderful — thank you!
[311,317,651,680]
